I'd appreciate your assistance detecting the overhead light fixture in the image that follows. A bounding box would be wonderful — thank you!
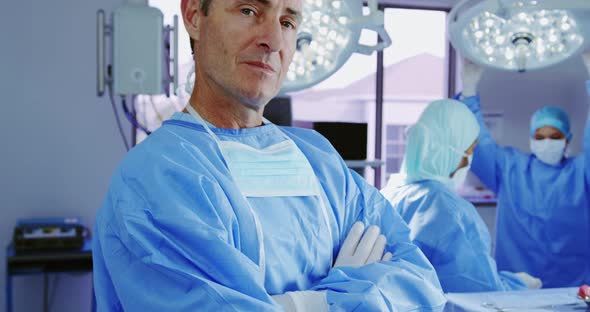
[448,0,590,72]
[280,0,391,93]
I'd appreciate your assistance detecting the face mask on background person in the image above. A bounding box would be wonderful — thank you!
[530,139,566,166]
[450,154,472,190]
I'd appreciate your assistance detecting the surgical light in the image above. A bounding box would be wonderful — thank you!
[280,0,391,93]
[448,0,590,72]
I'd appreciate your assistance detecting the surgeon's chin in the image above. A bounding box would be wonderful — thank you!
[238,86,279,112]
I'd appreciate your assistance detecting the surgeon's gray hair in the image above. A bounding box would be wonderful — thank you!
[189,0,212,54]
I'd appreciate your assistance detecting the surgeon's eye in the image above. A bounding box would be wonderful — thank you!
[240,7,256,16]
[281,19,297,29]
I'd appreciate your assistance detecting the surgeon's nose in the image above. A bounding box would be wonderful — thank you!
[256,18,283,53]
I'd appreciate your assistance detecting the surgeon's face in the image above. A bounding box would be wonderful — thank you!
[533,126,566,141]
[183,0,302,110]
[453,139,478,175]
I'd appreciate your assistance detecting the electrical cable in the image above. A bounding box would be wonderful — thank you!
[164,27,172,97]
[122,96,152,135]
[107,81,130,151]
[131,95,138,147]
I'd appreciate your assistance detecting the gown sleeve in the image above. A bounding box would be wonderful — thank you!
[93,169,282,312]
[408,193,526,293]
[312,170,446,312]
[458,95,507,193]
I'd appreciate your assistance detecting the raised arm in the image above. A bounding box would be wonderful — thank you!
[311,170,446,312]
[457,59,504,193]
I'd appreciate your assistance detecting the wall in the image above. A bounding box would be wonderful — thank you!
[1,0,126,311]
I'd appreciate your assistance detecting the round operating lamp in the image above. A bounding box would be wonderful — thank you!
[448,0,590,72]
[280,0,391,93]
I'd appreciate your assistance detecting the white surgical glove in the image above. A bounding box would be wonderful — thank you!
[461,58,484,98]
[273,293,297,312]
[515,272,543,289]
[333,222,392,268]
[272,291,328,312]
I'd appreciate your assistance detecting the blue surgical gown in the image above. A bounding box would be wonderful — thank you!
[461,94,590,288]
[383,179,526,293]
[93,112,446,312]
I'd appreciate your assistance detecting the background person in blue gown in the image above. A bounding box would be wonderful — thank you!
[381,99,540,293]
[457,52,590,288]
[92,0,446,311]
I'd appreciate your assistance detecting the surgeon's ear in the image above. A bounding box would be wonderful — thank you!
[181,0,202,42]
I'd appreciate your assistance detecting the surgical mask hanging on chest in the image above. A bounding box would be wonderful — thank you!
[185,105,320,197]
[530,139,566,166]
[219,140,320,197]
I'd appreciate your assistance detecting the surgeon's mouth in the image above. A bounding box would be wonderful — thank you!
[243,61,276,74]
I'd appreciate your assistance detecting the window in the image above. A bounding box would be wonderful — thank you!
[381,8,449,183]
[290,6,450,186]
[385,125,407,174]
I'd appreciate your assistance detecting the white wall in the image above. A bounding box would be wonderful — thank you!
[1,0,126,311]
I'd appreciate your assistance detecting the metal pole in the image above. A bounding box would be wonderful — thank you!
[375,46,385,188]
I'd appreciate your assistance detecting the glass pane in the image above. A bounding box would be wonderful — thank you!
[386,144,395,155]
[386,125,399,140]
[385,157,402,174]
[381,8,448,183]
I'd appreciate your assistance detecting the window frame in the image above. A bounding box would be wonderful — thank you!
[371,2,456,188]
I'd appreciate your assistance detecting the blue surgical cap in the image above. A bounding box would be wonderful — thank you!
[530,106,572,140]
[401,99,480,185]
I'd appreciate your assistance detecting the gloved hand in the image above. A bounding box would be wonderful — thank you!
[333,222,392,268]
[272,291,328,312]
[515,272,543,289]
[461,58,484,98]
